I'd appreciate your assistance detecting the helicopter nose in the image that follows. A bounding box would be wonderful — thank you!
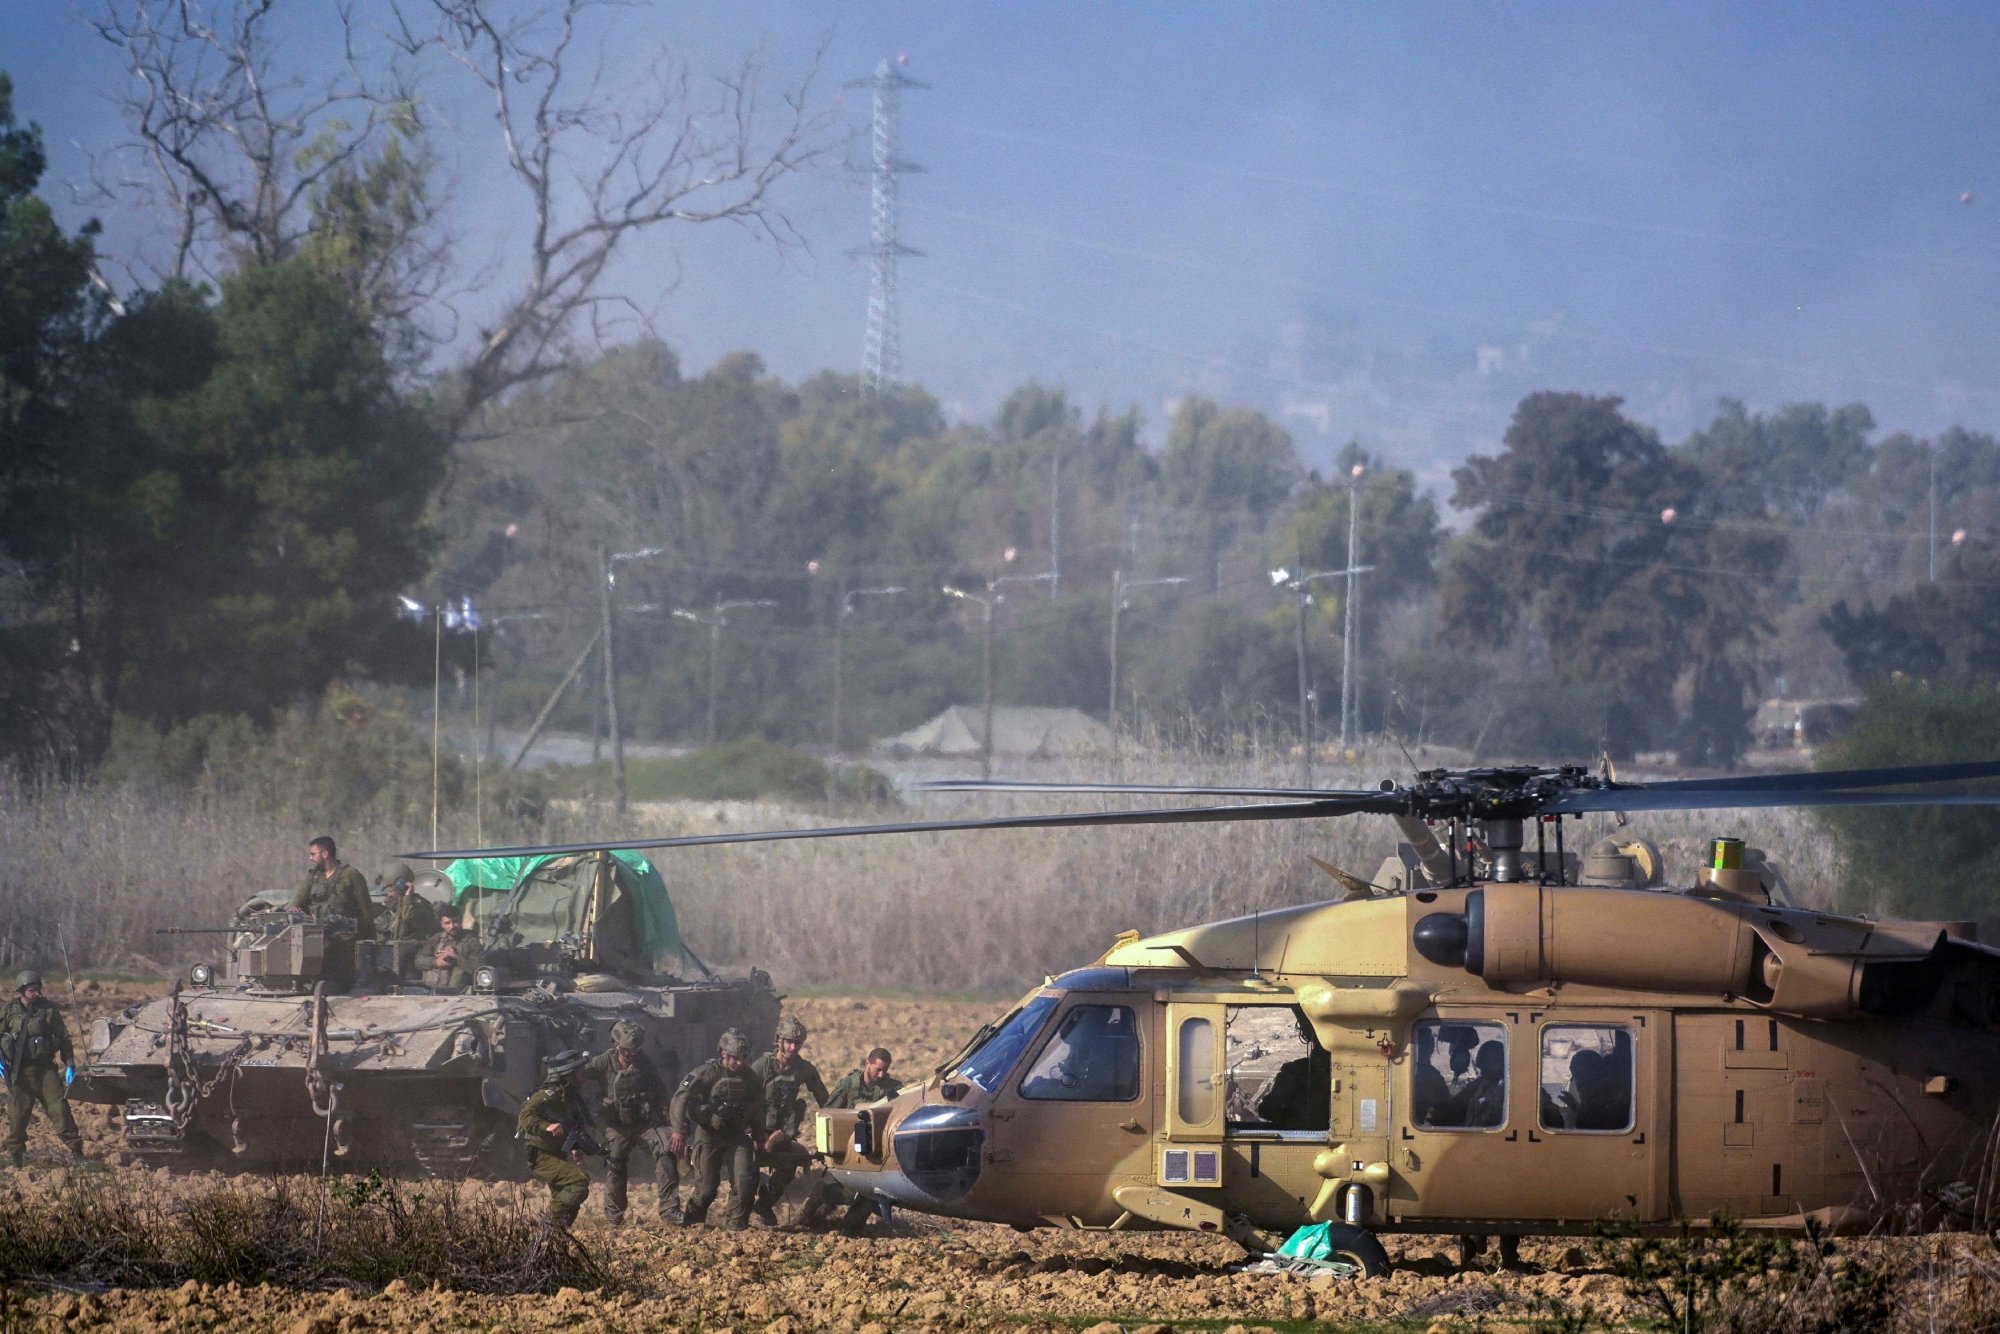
[829,1101,987,1207]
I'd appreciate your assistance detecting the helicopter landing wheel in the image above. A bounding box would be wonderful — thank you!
[1320,1222,1392,1278]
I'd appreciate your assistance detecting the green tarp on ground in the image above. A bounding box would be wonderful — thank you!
[443,850,685,967]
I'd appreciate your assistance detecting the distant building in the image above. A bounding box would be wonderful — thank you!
[1753,698,1860,751]
[873,706,1117,759]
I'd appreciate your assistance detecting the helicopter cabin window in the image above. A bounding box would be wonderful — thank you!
[1538,1024,1634,1133]
[1019,1004,1140,1102]
[1411,1019,1508,1130]
[1225,1005,1329,1133]
[1176,1016,1216,1125]
[955,993,1061,1093]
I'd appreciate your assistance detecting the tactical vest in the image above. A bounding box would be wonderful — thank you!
[606,1061,658,1123]
[12,1003,60,1064]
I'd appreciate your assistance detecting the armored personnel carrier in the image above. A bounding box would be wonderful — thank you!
[77,850,777,1174]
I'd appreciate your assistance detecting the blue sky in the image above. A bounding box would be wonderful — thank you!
[9,1,2000,488]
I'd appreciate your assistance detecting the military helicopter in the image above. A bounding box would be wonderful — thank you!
[410,757,2000,1276]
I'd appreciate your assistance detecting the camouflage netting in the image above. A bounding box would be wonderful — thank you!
[443,852,687,970]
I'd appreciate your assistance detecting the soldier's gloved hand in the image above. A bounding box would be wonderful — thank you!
[62,1065,74,1088]
[667,1131,686,1158]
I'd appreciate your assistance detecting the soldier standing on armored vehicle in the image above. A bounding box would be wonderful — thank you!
[751,1014,829,1225]
[377,863,439,943]
[421,909,484,992]
[1,971,84,1167]
[517,1049,596,1229]
[292,836,375,938]
[585,1019,681,1226]
[799,1047,900,1233]
[669,1028,766,1230]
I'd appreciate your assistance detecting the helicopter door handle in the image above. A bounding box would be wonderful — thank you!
[1118,1119,1146,1133]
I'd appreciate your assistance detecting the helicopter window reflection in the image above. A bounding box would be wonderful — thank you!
[955,994,1061,1092]
[1411,1020,1508,1130]
[1020,1004,1141,1101]
[1539,1024,1634,1133]
[1226,1006,1329,1133]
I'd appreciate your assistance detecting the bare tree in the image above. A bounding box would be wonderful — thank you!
[87,0,840,430]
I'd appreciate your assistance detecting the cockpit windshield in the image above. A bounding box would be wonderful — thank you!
[951,993,1060,1091]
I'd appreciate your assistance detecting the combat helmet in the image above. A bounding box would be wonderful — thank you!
[718,1028,750,1057]
[543,1048,589,1081]
[611,1018,645,1050]
[16,970,42,991]
[380,862,417,890]
[775,1015,808,1044]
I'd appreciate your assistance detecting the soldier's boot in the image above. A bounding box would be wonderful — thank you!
[658,1196,684,1226]
[603,1207,625,1227]
[1498,1236,1521,1269]
[681,1199,708,1226]
[751,1179,780,1227]
[839,1197,874,1237]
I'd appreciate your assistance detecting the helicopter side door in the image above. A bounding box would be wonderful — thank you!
[984,992,1155,1225]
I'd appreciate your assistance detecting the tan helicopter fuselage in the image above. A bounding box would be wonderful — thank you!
[817,881,2000,1241]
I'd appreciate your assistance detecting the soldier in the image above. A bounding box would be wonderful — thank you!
[291,836,375,939]
[800,1047,901,1233]
[584,1019,681,1226]
[377,862,439,943]
[750,1014,830,1225]
[0,971,84,1167]
[668,1028,766,1230]
[1254,1008,1331,1131]
[421,909,485,992]
[516,1048,594,1229]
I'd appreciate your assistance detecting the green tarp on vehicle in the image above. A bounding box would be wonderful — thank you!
[443,850,686,969]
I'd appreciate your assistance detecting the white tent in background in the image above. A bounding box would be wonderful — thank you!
[873,705,1117,759]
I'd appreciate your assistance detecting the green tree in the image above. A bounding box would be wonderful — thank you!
[1283,442,1442,636]
[1440,394,1702,752]
[1817,682,2000,927]
[1824,539,2000,688]
[1158,398,1301,590]
[60,260,447,727]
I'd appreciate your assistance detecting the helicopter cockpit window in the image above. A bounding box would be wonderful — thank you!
[1020,1004,1140,1101]
[1411,1019,1508,1130]
[1539,1024,1634,1133]
[1225,1005,1329,1133]
[954,993,1061,1093]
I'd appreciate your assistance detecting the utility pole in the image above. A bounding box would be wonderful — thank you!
[1929,446,1939,583]
[1107,570,1188,761]
[1272,555,1374,789]
[673,597,778,747]
[943,586,998,779]
[597,546,626,813]
[1340,463,1365,749]
[832,583,904,754]
[1049,448,1061,599]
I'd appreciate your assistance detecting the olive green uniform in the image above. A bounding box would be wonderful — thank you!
[378,893,438,945]
[420,926,484,992]
[291,864,375,939]
[752,1050,829,1211]
[516,1082,593,1227]
[1,996,82,1162]
[584,1047,680,1223]
[670,1061,767,1228]
[807,1067,904,1230]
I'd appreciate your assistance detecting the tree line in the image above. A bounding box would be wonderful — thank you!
[5,50,2000,783]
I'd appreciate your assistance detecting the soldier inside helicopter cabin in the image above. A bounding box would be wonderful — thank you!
[1,970,85,1168]
[751,1014,830,1225]
[516,1049,595,1228]
[668,1028,767,1230]
[584,1019,682,1226]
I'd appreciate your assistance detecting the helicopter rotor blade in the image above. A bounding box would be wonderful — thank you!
[1549,787,2000,814]
[919,778,1388,801]
[1595,758,2000,796]
[400,793,1404,862]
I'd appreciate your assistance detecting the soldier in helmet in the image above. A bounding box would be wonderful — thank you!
[668,1028,767,1230]
[516,1049,594,1228]
[584,1019,681,1226]
[751,1014,830,1225]
[0,971,84,1168]
[376,862,439,944]
[291,836,375,939]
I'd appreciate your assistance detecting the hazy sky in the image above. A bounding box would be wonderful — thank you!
[9,1,2000,487]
